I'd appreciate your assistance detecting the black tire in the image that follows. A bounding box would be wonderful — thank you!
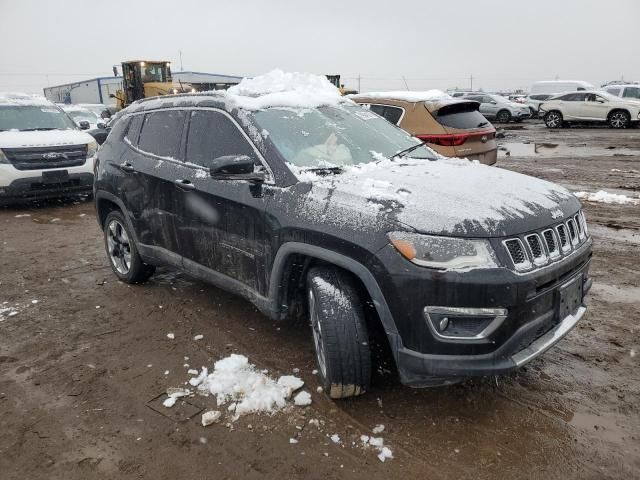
[544,111,563,129]
[496,109,511,123]
[307,266,371,399]
[608,110,630,129]
[104,210,155,283]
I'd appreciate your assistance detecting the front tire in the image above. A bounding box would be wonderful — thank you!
[544,111,563,128]
[307,266,371,399]
[609,110,630,129]
[104,210,155,283]
[496,110,511,123]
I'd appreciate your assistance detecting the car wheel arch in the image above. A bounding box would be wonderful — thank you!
[607,108,631,126]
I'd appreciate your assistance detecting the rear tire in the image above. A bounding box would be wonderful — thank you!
[609,110,630,129]
[544,111,563,129]
[307,266,371,399]
[104,210,155,284]
[496,110,511,123]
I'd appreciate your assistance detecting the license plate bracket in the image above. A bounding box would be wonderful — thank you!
[558,274,583,318]
[42,170,69,184]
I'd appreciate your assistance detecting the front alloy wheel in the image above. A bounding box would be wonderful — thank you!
[107,219,131,275]
[545,111,563,128]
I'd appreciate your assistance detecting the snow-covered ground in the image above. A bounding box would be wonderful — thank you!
[574,190,639,205]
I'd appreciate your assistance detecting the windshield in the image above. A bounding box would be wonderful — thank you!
[252,104,436,168]
[0,105,77,131]
[66,109,100,125]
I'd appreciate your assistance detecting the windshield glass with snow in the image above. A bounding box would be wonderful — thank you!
[0,105,77,131]
[252,104,436,168]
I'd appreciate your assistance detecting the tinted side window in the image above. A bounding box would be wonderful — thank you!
[125,114,144,145]
[138,110,185,159]
[606,88,621,96]
[369,105,385,117]
[435,103,488,129]
[623,87,640,99]
[186,110,257,167]
[381,106,403,125]
[564,93,587,101]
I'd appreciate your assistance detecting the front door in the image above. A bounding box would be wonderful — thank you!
[581,94,610,120]
[176,109,272,294]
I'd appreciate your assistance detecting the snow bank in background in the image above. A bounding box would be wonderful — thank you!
[350,89,451,103]
[574,190,639,205]
[186,354,306,415]
[226,69,345,110]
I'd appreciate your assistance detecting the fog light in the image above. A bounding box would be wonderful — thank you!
[424,306,508,342]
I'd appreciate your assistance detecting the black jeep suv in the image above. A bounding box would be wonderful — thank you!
[94,92,592,398]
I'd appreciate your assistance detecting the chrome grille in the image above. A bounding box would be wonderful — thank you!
[2,144,87,171]
[542,229,560,259]
[503,211,589,272]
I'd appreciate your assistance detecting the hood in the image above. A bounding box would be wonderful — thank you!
[0,129,95,148]
[299,158,580,238]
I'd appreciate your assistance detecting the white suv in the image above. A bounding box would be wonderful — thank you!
[0,93,97,205]
[603,84,640,101]
[540,91,640,129]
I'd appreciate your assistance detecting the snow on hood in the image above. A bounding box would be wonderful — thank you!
[225,69,347,110]
[349,90,452,103]
[0,129,95,148]
[293,157,580,237]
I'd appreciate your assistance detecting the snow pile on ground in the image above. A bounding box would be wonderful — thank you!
[226,69,345,110]
[350,89,451,103]
[183,354,308,415]
[0,302,19,321]
[360,435,394,462]
[574,190,639,205]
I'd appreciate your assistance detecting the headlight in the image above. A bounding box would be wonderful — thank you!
[388,232,498,270]
[86,140,98,158]
[0,149,9,164]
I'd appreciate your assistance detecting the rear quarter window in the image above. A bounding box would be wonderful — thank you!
[433,103,489,129]
[623,87,640,99]
[369,105,404,125]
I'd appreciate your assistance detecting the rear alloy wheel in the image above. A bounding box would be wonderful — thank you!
[609,110,630,129]
[104,211,155,283]
[496,110,511,123]
[307,266,371,399]
[545,111,563,129]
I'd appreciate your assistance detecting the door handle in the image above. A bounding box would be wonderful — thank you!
[119,162,135,173]
[174,179,196,191]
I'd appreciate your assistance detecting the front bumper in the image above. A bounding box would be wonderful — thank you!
[371,236,592,386]
[0,171,93,205]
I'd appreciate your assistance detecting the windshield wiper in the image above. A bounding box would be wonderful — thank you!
[477,121,489,127]
[391,141,425,160]
[305,166,344,176]
[20,127,57,131]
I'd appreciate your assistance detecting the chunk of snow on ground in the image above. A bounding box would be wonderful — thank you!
[0,305,20,321]
[368,437,384,448]
[14,214,30,218]
[316,386,323,393]
[312,369,318,375]
[166,333,175,339]
[330,434,341,444]
[277,375,304,395]
[188,369,199,375]
[201,410,222,426]
[226,70,345,111]
[377,446,394,462]
[293,391,312,406]
[372,424,385,434]
[162,389,190,408]
[574,190,639,205]
[31,300,38,304]
[164,370,170,375]
[350,90,451,103]
[193,334,204,341]
[189,367,209,387]
[289,438,299,444]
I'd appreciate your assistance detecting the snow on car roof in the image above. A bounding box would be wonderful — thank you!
[0,92,53,107]
[349,90,452,103]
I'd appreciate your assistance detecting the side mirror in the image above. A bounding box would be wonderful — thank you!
[79,120,91,130]
[97,122,106,129]
[109,93,116,98]
[206,155,265,183]
[101,110,112,119]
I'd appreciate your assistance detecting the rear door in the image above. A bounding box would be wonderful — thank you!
[561,93,587,119]
[132,109,187,258]
[177,109,272,294]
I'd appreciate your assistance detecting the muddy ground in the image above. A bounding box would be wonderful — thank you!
[1,122,639,479]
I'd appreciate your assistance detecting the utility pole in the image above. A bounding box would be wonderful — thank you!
[357,74,361,93]
[402,76,409,90]
[470,74,473,91]
[179,50,184,72]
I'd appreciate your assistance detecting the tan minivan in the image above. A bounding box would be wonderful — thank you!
[351,93,498,165]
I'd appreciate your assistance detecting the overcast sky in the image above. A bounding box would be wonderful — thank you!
[1,0,639,94]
